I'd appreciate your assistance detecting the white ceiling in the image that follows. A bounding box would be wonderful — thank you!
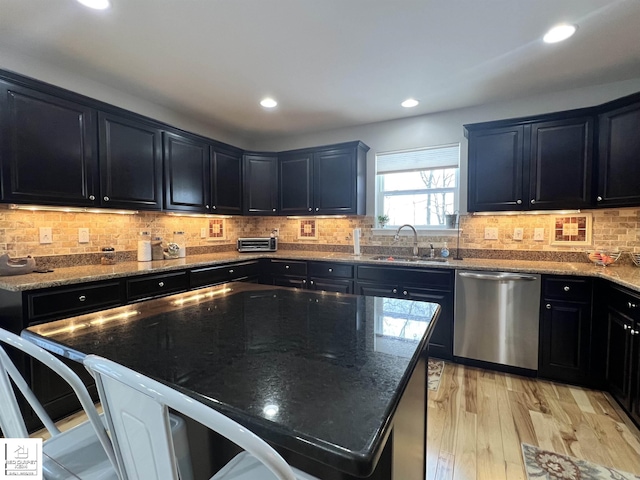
[2,0,640,139]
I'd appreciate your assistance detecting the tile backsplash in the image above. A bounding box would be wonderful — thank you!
[0,207,638,263]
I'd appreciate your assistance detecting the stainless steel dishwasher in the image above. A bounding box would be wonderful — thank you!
[454,270,541,370]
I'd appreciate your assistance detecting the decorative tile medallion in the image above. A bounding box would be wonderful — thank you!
[550,213,592,246]
[208,219,226,240]
[298,219,318,239]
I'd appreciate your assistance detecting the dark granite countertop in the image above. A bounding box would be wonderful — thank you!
[23,282,440,476]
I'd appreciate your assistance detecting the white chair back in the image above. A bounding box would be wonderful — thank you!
[0,328,119,474]
[85,354,298,480]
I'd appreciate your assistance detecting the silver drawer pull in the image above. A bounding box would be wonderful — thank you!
[104,196,109,201]
[285,265,290,269]
[229,269,234,273]
[403,290,408,296]
[79,295,86,302]
[546,304,552,309]
[158,282,164,287]
[564,286,570,292]
[310,280,314,285]
[328,268,333,272]
[392,288,397,294]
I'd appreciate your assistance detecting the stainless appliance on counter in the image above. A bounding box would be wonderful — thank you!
[454,270,541,371]
[237,237,278,252]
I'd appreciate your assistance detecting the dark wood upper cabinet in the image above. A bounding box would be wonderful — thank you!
[467,125,525,212]
[597,99,640,207]
[163,131,210,212]
[279,152,313,215]
[211,147,243,215]
[0,81,98,206]
[466,116,594,212]
[98,112,162,210]
[278,141,368,216]
[243,153,278,215]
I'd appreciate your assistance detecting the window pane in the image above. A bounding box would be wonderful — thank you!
[382,168,457,191]
[383,192,454,226]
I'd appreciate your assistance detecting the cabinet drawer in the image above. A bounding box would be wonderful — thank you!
[28,281,123,322]
[126,271,188,301]
[308,261,353,279]
[269,260,307,277]
[608,284,640,321]
[543,276,592,301]
[190,261,261,288]
[357,265,453,291]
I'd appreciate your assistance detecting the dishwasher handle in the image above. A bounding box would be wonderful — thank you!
[458,271,538,281]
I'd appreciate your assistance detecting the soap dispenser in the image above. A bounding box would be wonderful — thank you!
[441,242,450,258]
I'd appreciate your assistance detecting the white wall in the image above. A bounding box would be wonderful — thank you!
[0,48,250,148]
[251,77,640,215]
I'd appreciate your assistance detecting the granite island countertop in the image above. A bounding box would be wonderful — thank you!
[24,282,440,476]
[2,250,640,293]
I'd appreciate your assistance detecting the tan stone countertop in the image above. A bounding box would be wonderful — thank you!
[1,250,640,293]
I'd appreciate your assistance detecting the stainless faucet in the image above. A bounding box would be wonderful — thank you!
[394,224,419,257]
[429,243,435,258]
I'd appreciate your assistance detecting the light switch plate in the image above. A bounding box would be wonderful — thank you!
[513,227,524,241]
[39,227,52,244]
[200,227,207,238]
[78,228,90,243]
[484,227,498,240]
[534,228,545,241]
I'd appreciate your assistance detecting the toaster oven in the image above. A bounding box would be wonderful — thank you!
[237,237,278,252]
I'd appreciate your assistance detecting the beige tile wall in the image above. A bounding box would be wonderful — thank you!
[0,207,638,259]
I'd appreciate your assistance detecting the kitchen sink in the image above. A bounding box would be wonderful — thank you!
[369,255,448,263]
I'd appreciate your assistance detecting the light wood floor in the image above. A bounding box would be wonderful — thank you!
[427,361,640,480]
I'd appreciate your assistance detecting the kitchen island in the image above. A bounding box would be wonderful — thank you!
[23,282,440,480]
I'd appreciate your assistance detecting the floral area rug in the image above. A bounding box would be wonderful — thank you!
[427,359,444,392]
[522,443,640,480]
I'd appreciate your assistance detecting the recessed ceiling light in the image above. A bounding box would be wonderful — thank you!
[260,98,278,108]
[543,24,577,43]
[401,98,419,108]
[77,0,111,9]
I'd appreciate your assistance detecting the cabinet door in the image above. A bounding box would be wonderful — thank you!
[314,147,357,214]
[0,82,97,206]
[279,152,313,214]
[308,278,353,294]
[539,300,592,385]
[243,154,278,215]
[597,101,640,207]
[163,131,210,212]
[98,112,162,210]
[211,148,242,215]
[404,288,453,360]
[632,326,640,425]
[356,283,400,298]
[467,125,525,212]
[606,308,634,409]
[529,118,593,210]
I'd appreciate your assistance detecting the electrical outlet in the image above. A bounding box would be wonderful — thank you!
[534,228,545,241]
[272,228,279,237]
[78,228,90,243]
[200,227,207,238]
[513,227,524,241]
[484,227,498,240]
[39,227,52,244]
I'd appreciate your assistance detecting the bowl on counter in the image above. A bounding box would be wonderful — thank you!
[585,250,622,266]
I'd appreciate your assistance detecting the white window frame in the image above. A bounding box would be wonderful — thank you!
[375,144,460,234]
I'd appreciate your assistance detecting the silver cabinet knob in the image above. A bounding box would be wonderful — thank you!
[315,208,319,211]
[302,280,306,284]
[392,288,397,294]
[229,269,234,273]
[516,199,522,205]
[631,330,637,335]
[308,208,312,211]
[328,268,333,272]
[272,208,276,212]
[624,324,630,330]
[206,205,210,209]
[103,196,109,201]
[158,282,164,287]
[564,286,570,292]
[285,265,290,269]
[403,290,408,296]
[310,280,314,285]
[546,304,552,309]
[629,302,637,309]
[79,295,86,302]
[89,195,95,201]
[597,196,603,202]
[530,199,536,204]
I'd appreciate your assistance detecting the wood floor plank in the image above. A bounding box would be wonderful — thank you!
[529,410,568,455]
[433,452,455,480]
[426,402,447,480]
[505,461,526,480]
[463,366,478,414]
[570,387,597,415]
[588,413,640,475]
[495,375,523,466]
[477,372,506,480]
[507,390,538,446]
[452,409,477,480]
